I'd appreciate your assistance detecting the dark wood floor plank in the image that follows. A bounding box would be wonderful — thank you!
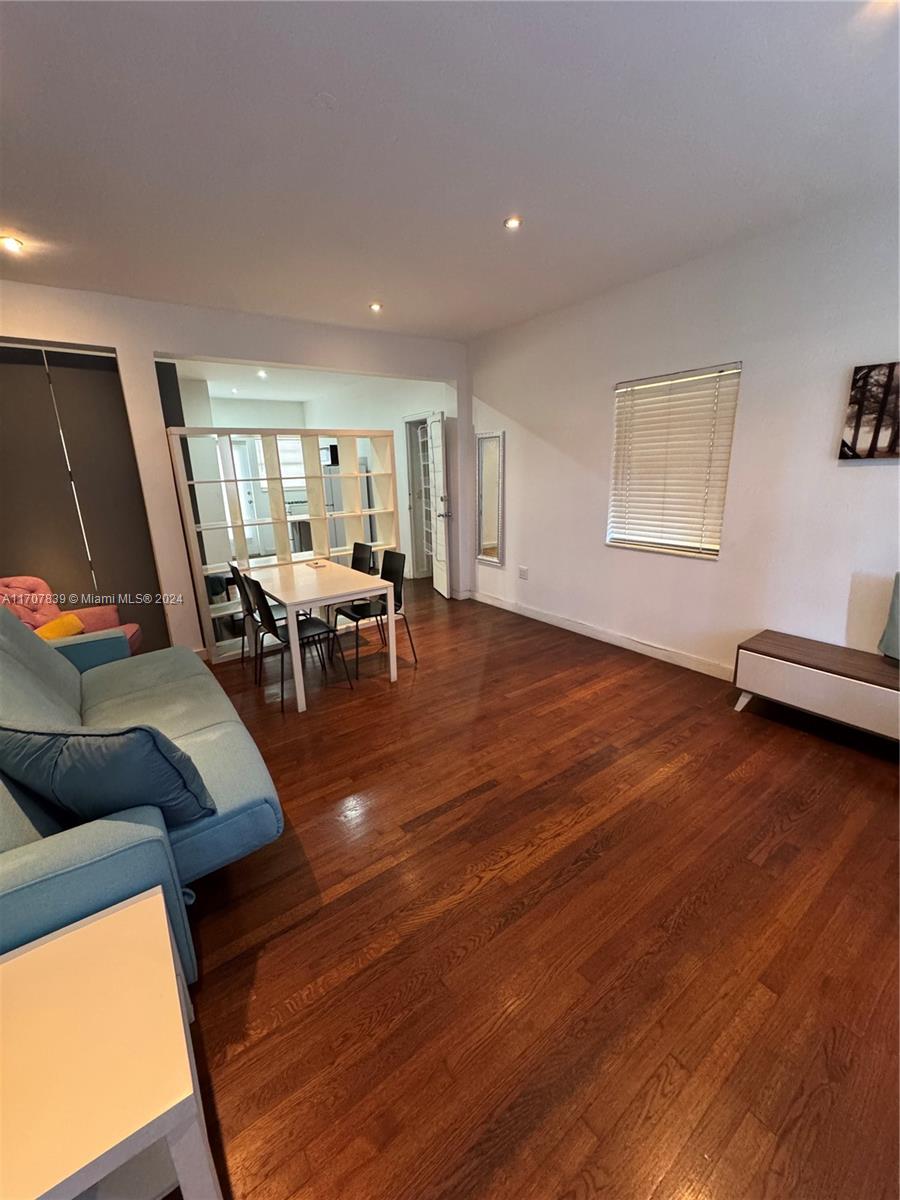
[185,583,898,1200]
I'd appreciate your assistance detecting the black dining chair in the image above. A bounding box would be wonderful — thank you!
[246,576,352,709]
[229,562,288,667]
[229,562,260,667]
[351,541,375,575]
[334,548,418,678]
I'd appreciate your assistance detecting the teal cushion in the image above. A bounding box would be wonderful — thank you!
[0,657,83,729]
[166,721,282,882]
[80,645,212,706]
[0,776,64,853]
[0,604,81,715]
[80,646,238,738]
[81,676,239,740]
[0,723,216,827]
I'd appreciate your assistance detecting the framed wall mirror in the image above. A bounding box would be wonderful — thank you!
[476,431,505,566]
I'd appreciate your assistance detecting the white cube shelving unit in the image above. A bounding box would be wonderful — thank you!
[167,426,399,662]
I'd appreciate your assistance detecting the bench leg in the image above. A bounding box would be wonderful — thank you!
[734,690,754,713]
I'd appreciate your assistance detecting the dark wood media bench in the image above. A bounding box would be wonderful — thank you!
[734,630,899,739]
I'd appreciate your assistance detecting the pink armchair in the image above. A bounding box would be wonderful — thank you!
[0,576,142,653]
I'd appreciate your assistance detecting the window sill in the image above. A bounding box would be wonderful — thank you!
[606,539,719,562]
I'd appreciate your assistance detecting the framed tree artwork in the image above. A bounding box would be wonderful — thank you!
[839,362,899,460]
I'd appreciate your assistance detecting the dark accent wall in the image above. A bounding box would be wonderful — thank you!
[48,353,169,650]
[0,349,95,595]
[155,360,185,429]
[0,346,170,651]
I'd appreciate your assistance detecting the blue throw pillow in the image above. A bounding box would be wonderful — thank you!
[0,723,216,827]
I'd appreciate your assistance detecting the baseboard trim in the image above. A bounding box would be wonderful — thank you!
[472,591,732,681]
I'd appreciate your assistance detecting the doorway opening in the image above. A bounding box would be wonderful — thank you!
[159,357,455,602]
[405,412,450,599]
[406,417,431,579]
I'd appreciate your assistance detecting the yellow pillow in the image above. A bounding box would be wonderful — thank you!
[35,613,86,641]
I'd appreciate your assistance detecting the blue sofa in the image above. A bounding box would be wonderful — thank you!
[0,607,283,982]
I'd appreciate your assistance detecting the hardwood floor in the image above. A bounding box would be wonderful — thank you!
[190,583,899,1200]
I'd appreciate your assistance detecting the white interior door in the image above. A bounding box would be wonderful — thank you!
[427,411,450,598]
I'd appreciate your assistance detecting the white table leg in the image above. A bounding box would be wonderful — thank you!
[734,690,753,712]
[286,602,307,713]
[385,584,397,682]
[166,1104,224,1200]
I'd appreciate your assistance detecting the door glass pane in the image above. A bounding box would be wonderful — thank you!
[231,435,267,479]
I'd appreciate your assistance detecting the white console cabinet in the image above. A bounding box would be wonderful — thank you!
[734,630,898,740]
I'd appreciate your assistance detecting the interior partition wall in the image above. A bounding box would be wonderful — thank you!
[167,425,399,661]
[0,344,169,650]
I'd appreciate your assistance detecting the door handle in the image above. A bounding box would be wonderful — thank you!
[437,512,452,519]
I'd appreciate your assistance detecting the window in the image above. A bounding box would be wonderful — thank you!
[607,362,740,559]
[250,435,304,489]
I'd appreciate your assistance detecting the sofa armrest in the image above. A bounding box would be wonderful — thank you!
[69,603,121,632]
[50,628,130,672]
[0,806,197,982]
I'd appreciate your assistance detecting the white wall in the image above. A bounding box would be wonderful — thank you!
[205,395,306,428]
[471,204,900,677]
[303,380,456,576]
[0,281,469,649]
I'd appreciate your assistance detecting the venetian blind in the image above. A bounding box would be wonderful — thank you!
[607,363,741,558]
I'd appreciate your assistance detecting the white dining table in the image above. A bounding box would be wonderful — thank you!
[244,559,396,712]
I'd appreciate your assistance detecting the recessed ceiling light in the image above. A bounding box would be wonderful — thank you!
[1,236,24,254]
[231,388,238,394]
[503,215,523,231]
[369,301,383,314]
[256,370,268,380]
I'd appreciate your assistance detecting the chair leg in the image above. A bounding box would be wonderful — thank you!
[402,613,418,663]
[334,631,353,688]
[255,632,265,685]
[240,616,246,665]
[280,646,285,712]
[375,615,386,645]
[314,637,327,673]
[355,622,360,679]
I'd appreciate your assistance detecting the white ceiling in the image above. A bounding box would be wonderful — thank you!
[1,2,896,341]
[175,358,445,404]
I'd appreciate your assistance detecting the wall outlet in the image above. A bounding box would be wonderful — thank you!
[518,566,529,580]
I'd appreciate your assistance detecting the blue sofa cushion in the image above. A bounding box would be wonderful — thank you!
[0,723,216,827]
[0,609,83,730]
[80,646,240,739]
[80,645,212,707]
[0,776,64,853]
[51,629,131,673]
[166,721,282,882]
